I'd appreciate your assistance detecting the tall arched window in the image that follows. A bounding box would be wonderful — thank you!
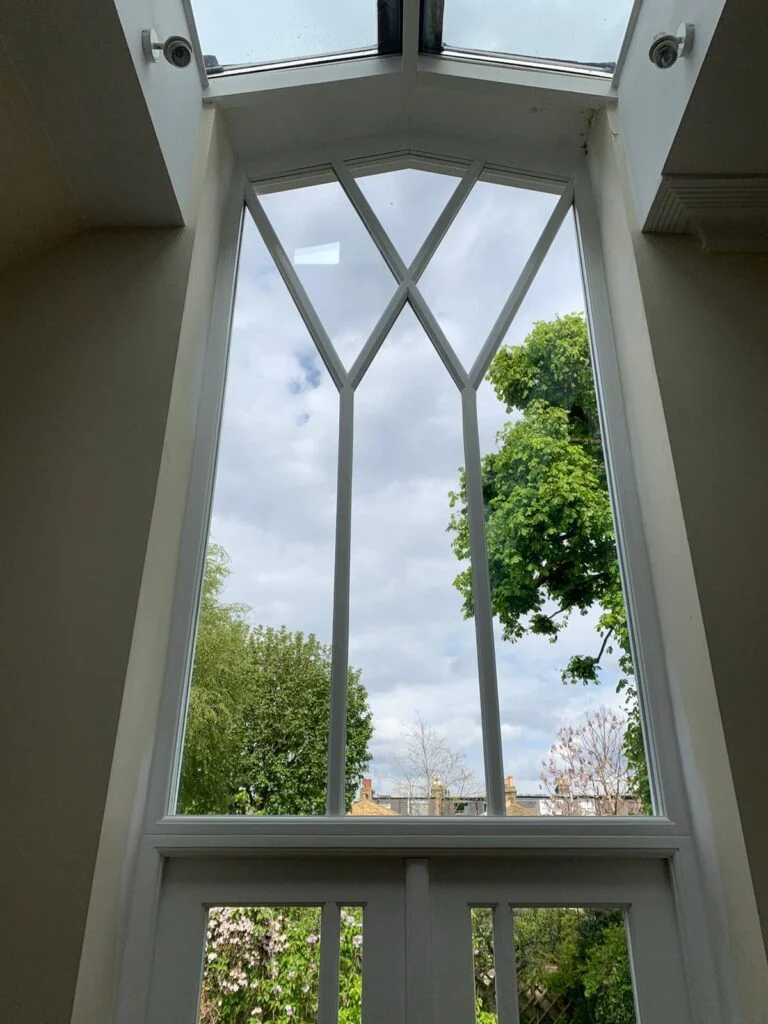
[117,150,722,1024]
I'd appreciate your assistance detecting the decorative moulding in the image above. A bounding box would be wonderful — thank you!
[645,174,768,253]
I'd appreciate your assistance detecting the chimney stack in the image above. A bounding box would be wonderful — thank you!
[504,775,518,814]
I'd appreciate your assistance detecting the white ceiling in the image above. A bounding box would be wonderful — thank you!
[214,58,604,183]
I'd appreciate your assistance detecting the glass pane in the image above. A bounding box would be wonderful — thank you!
[200,906,322,1022]
[260,179,397,370]
[354,168,461,267]
[190,0,378,69]
[419,180,558,371]
[347,305,486,816]
[443,0,635,68]
[177,215,339,816]
[339,907,364,1022]
[450,213,652,816]
[512,908,637,1024]
[472,908,498,1023]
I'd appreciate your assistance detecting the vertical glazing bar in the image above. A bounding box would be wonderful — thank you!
[406,860,432,1024]
[461,387,505,816]
[493,905,521,1024]
[318,903,342,1024]
[468,186,573,388]
[409,161,482,283]
[326,385,355,815]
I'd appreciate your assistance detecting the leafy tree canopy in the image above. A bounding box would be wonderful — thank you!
[178,544,373,815]
[448,313,649,808]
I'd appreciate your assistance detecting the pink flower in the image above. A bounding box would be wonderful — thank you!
[307,934,318,945]
[353,935,362,947]
[286,1007,294,1017]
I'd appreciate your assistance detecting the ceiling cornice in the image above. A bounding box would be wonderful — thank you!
[646,174,768,253]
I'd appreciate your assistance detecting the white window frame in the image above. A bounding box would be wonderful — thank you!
[116,148,727,1024]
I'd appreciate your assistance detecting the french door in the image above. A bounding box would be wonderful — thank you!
[144,854,690,1024]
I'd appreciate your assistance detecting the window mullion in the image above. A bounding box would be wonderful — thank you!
[461,387,506,815]
[333,159,408,284]
[407,283,468,388]
[406,860,432,1024]
[492,903,521,1024]
[326,385,355,816]
[318,903,342,1024]
[408,160,482,283]
[349,282,409,389]
[469,183,574,387]
[243,181,348,390]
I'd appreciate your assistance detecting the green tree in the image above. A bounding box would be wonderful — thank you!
[178,544,373,815]
[448,313,650,809]
[471,906,635,1024]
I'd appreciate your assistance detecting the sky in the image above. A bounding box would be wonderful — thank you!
[202,167,633,803]
[189,0,634,68]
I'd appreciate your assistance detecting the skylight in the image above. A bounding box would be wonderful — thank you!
[191,0,401,73]
[434,0,635,71]
[191,0,635,78]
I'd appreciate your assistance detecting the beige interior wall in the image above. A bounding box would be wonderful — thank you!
[589,108,768,1021]
[0,107,229,1024]
[0,39,82,273]
[634,234,768,926]
[0,224,190,1024]
[71,108,236,1024]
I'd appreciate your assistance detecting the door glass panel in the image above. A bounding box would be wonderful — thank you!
[472,907,498,1023]
[200,905,323,1022]
[512,907,637,1024]
[260,179,397,369]
[418,180,558,371]
[339,907,364,1023]
[176,215,339,816]
[354,167,461,267]
[442,0,634,68]
[348,305,486,816]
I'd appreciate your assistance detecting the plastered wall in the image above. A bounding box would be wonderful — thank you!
[589,107,768,1022]
[0,108,231,1024]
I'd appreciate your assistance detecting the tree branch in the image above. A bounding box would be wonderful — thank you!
[595,627,614,665]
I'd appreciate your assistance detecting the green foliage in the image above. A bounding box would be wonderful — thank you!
[178,544,373,815]
[471,905,635,1024]
[447,314,649,809]
[581,919,637,1024]
[200,905,364,1024]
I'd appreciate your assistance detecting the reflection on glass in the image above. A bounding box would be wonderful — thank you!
[442,0,635,67]
[512,907,637,1024]
[190,0,378,69]
[260,179,397,369]
[339,907,364,1022]
[347,305,486,816]
[199,906,322,1023]
[177,216,342,816]
[459,214,652,816]
[419,180,557,371]
[472,908,498,1023]
[355,168,460,267]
